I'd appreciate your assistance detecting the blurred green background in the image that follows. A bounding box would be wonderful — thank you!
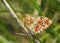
[0,0,60,43]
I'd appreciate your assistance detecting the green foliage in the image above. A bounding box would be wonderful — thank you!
[0,0,60,43]
[29,0,44,16]
[0,17,19,42]
[0,40,3,43]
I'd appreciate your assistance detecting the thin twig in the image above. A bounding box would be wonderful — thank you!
[52,12,60,24]
[16,33,29,36]
[1,0,29,34]
[43,0,49,16]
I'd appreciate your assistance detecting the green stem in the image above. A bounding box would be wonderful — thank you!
[29,0,44,16]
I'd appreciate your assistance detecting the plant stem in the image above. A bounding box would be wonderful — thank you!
[1,0,29,34]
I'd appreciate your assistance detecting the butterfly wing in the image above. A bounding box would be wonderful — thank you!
[24,16,52,34]
[44,17,52,29]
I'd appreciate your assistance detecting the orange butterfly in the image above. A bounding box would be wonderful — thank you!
[23,15,52,34]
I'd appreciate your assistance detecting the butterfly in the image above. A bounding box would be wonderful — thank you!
[23,15,52,34]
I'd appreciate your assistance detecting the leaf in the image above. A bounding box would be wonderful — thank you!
[49,0,60,12]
